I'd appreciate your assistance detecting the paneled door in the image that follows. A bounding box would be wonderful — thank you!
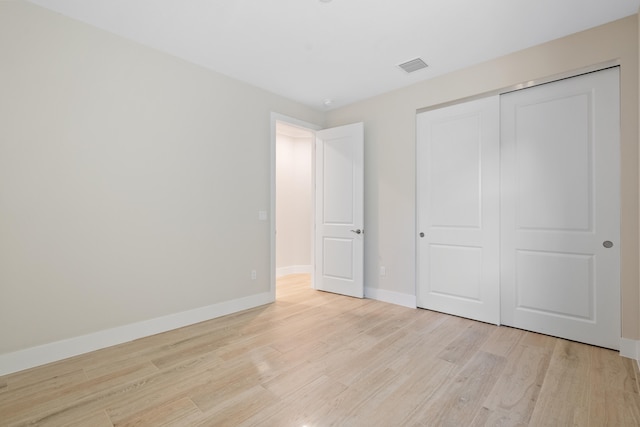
[416,96,500,324]
[315,123,364,298]
[501,68,620,349]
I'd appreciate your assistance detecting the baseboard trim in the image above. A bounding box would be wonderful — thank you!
[365,287,416,309]
[620,338,640,367]
[276,265,312,277]
[0,292,273,376]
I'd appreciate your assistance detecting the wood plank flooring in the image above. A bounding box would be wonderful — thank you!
[2,273,640,426]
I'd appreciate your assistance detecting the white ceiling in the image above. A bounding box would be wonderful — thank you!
[28,0,639,110]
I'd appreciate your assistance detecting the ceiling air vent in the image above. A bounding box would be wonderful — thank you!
[398,58,428,73]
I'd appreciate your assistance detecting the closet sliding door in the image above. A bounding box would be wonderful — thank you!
[500,68,620,350]
[416,96,500,325]
[416,68,620,350]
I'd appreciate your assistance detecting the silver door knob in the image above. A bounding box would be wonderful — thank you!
[350,229,362,234]
[603,241,614,248]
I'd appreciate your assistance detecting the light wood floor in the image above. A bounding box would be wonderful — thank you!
[2,274,640,426]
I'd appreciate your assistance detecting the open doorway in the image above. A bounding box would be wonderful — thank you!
[273,117,318,299]
[271,115,365,300]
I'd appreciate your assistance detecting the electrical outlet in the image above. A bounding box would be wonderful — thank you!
[251,269,257,280]
[380,266,386,277]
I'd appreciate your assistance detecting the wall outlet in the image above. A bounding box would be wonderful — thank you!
[258,210,267,221]
[251,269,257,280]
[380,266,386,277]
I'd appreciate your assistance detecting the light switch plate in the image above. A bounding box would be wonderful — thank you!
[258,210,267,221]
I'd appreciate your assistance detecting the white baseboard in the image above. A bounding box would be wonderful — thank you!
[620,338,640,367]
[276,265,312,277]
[0,292,273,377]
[365,286,416,309]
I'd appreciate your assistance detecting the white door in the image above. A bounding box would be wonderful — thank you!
[416,96,500,324]
[501,68,620,349]
[315,123,364,298]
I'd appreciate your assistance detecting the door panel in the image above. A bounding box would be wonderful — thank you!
[501,68,620,349]
[429,245,483,300]
[417,96,500,324]
[322,237,354,280]
[315,123,364,298]
[515,250,594,319]
[429,119,483,228]
[323,138,355,223]
[515,94,592,231]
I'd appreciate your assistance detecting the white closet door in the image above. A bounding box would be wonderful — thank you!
[417,96,500,324]
[501,68,620,349]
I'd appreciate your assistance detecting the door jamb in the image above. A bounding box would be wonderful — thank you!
[270,113,321,301]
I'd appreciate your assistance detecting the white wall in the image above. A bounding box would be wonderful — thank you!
[326,16,640,341]
[0,1,323,367]
[275,133,313,274]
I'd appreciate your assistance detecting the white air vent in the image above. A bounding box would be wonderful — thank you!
[398,58,428,73]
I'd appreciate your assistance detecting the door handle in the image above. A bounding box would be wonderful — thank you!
[350,229,362,235]
[603,241,613,248]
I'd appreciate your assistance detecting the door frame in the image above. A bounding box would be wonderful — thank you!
[270,113,321,300]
